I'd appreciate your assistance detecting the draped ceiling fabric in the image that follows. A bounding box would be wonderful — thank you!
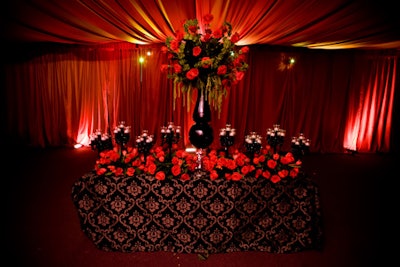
[1,0,399,153]
[3,0,400,49]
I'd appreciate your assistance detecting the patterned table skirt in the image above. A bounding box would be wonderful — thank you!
[72,171,322,253]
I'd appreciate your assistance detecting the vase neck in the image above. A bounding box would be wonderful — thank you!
[193,89,211,123]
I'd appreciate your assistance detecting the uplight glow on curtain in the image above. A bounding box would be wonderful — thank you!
[343,54,396,152]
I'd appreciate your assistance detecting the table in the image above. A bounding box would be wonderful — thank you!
[71,171,322,253]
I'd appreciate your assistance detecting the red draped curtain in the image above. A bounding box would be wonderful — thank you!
[2,43,398,153]
[2,0,399,153]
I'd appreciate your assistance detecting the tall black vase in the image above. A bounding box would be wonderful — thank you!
[188,90,214,149]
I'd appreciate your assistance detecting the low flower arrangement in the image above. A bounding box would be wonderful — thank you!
[161,14,249,114]
[94,145,302,184]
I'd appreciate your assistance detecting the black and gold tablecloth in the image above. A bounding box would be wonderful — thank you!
[71,172,322,253]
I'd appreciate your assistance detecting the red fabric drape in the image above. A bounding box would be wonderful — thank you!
[343,52,398,152]
[5,0,400,49]
[2,43,398,153]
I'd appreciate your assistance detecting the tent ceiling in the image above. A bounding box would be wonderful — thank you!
[2,0,400,50]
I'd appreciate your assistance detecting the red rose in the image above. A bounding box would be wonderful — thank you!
[132,158,141,167]
[202,158,214,172]
[155,171,166,180]
[193,46,201,57]
[188,163,197,172]
[201,33,212,42]
[267,159,277,169]
[212,28,223,39]
[255,169,262,178]
[171,165,181,176]
[201,57,211,68]
[147,163,157,175]
[233,57,243,68]
[221,24,228,35]
[171,156,179,165]
[186,68,199,80]
[113,167,124,176]
[241,165,251,175]
[231,172,242,181]
[126,167,135,176]
[217,65,227,75]
[175,150,185,158]
[109,150,120,161]
[280,156,291,165]
[225,159,237,170]
[235,156,245,166]
[290,168,299,178]
[240,46,249,54]
[210,170,219,180]
[262,170,271,179]
[188,25,198,35]
[285,152,295,162]
[96,168,107,176]
[107,165,116,172]
[146,155,155,162]
[203,14,214,24]
[170,39,180,52]
[173,63,182,73]
[180,173,190,181]
[270,174,281,183]
[230,32,240,43]
[278,169,289,178]
[235,71,244,81]
[252,157,259,165]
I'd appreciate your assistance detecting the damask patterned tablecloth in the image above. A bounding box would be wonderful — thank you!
[71,172,322,253]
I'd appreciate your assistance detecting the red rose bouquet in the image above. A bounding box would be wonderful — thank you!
[161,14,249,115]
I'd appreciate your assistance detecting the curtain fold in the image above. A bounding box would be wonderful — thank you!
[343,52,397,152]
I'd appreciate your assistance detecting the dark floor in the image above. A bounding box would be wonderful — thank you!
[3,146,388,267]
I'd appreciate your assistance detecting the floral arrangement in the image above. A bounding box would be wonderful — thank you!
[94,144,302,184]
[161,14,249,114]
